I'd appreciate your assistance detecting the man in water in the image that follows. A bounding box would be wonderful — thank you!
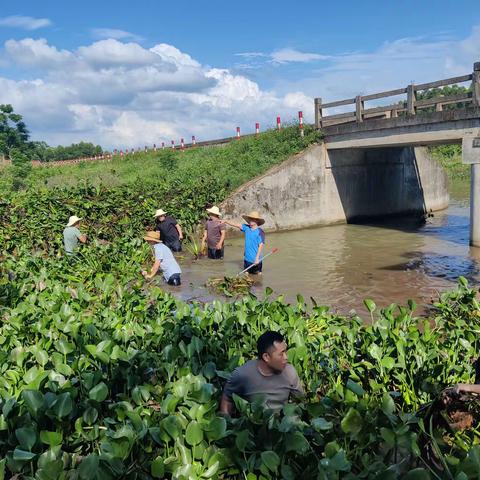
[141,231,182,285]
[154,208,183,252]
[220,331,303,414]
[201,205,226,259]
[63,215,87,255]
[222,210,265,274]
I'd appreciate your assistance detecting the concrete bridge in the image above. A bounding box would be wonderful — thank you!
[223,61,480,245]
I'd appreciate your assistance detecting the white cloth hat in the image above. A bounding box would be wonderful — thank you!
[206,206,222,217]
[154,208,167,218]
[67,215,82,227]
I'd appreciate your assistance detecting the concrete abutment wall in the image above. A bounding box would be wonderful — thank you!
[221,144,449,231]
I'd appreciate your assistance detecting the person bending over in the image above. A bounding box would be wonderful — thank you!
[63,215,87,256]
[141,231,182,286]
[220,331,303,414]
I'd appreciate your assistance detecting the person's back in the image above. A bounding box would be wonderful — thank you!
[153,243,181,281]
[63,226,81,255]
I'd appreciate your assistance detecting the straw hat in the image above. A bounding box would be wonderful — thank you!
[143,231,162,243]
[67,215,82,227]
[242,211,265,226]
[154,208,167,218]
[206,206,222,217]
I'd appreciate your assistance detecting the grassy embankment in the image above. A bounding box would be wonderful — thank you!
[0,125,320,195]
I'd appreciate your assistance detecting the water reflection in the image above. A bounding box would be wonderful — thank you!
[164,182,480,315]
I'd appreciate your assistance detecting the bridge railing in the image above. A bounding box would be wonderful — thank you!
[315,61,480,129]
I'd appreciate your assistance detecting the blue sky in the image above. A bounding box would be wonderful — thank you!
[0,0,479,148]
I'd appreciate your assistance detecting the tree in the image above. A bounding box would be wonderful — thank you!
[0,104,30,159]
[10,148,32,191]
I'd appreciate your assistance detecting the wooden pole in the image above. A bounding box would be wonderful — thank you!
[473,61,480,107]
[355,96,364,123]
[407,84,416,116]
[314,97,322,129]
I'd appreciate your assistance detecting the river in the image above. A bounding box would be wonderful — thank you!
[170,180,479,314]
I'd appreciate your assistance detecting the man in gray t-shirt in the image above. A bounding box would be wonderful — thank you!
[63,215,87,255]
[220,331,304,413]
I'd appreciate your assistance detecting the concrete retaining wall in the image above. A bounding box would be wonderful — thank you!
[220,144,449,231]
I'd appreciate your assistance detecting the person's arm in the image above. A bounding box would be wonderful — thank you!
[219,394,235,416]
[216,229,226,249]
[79,234,87,243]
[142,260,161,280]
[175,223,183,241]
[254,242,264,265]
[222,219,243,230]
[455,383,480,394]
[219,368,243,415]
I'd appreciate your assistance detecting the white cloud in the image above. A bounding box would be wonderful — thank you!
[270,48,330,64]
[0,15,52,30]
[0,36,308,148]
[4,38,73,68]
[92,28,143,42]
[77,39,161,67]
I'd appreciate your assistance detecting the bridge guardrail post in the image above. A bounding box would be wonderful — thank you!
[355,96,364,122]
[314,98,322,129]
[407,84,416,116]
[473,62,480,107]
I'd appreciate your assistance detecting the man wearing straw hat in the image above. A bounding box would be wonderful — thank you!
[201,205,226,259]
[141,231,182,286]
[222,210,265,274]
[63,215,87,255]
[153,208,183,252]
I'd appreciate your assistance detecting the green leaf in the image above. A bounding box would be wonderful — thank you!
[40,430,63,447]
[13,448,37,461]
[151,456,165,478]
[83,407,99,425]
[235,430,249,452]
[261,451,280,473]
[89,382,108,402]
[368,343,382,361]
[205,416,226,441]
[403,468,431,480]
[185,420,203,446]
[364,298,376,313]
[381,357,396,369]
[285,432,310,454]
[56,338,75,355]
[15,427,37,451]
[346,379,365,396]
[312,417,333,431]
[78,454,99,480]
[382,393,396,415]
[35,349,49,366]
[51,392,73,418]
[161,415,182,439]
[22,389,45,417]
[340,407,363,435]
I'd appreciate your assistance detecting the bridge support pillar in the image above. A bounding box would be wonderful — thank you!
[471,164,480,247]
[464,135,480,246]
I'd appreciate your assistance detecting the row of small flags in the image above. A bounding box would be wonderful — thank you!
[112,111,305,157]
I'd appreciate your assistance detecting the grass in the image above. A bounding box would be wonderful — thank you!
[0,125,321,195]
[429,144,469,181]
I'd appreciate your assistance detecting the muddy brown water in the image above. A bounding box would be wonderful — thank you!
[162,181,480,315]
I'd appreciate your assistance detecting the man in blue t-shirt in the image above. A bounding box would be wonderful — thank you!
[223,210,265,274]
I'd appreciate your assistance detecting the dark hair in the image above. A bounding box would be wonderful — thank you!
[257,331,284,358]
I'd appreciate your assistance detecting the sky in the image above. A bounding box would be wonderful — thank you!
[0,0,479,149]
